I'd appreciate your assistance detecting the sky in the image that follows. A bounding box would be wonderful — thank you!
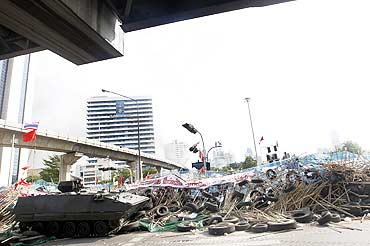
[30,0,370,164]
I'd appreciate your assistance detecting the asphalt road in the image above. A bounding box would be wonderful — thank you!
[44,220,370,246]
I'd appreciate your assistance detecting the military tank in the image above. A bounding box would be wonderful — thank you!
[13,181,149,238]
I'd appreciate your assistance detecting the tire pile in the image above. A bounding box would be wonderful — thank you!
[121,158,370,236]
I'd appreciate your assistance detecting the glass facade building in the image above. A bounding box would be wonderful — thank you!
[86,96,155,154]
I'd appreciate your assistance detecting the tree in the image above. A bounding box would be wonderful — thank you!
[26,175,41,183]
[113,168,132,183]
[240,156,257,170]
[39,155,61,183]
[337,141,363,154]
[143,167,157,178]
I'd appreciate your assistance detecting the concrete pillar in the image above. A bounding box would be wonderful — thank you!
[155,166,162,175]
[127,161,136,183]
[59,152,83,182]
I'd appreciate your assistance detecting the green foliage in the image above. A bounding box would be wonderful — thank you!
[26,175,41,183]
[337,141,363,154]
[240,156,257,170]
[39,155,60,183]
[113,168,132,182]
[143,167,158,177]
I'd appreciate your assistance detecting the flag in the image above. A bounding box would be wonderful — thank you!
[23,129,37,142]
[199,150,205,162]
[23,122,39,130]
[21,166,31,171]
[259,136,264,144]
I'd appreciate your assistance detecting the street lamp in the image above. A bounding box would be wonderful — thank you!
[206,141,222,162]
[244,98,258,164]
[102,89,142,181]
[182,123,207,173]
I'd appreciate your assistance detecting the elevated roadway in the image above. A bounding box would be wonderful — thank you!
[0,120,183,181]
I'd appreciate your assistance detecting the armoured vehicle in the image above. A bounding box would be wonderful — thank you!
[13,181,148,237]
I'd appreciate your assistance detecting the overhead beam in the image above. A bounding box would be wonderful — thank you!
[115,0,296,32]
[0,0,123,65]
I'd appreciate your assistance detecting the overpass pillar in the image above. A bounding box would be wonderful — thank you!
[127,161,136,183]
[156,166,162,175]
[59,152,83,182]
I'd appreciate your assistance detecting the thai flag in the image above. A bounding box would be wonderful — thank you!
[23,122,39,130]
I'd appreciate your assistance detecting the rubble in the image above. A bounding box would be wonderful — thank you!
[2,151,370,244]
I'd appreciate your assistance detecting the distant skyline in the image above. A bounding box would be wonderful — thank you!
[30,0,370,162]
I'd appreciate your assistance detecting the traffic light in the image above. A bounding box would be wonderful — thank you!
[189,146,199,153]
[189,142,199,153]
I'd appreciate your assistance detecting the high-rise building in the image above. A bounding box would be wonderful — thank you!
[0,55,34,187]
[211,149,235,168]
[164,140,190,167]
[86,96,155,154]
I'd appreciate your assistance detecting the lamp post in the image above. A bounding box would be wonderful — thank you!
[102,89,142,181]
[244,98,258,164]
[182,123,207,173]
[206,141,222,162]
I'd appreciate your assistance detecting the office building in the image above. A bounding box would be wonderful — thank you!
[0,55,34,186]
[164,140,190,167]
[86,96,155,153]
[82,96,154,186]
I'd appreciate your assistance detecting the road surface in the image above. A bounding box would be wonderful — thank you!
[44,220,370,246]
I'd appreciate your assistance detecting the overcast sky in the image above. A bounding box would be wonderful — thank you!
[30,0,370,164]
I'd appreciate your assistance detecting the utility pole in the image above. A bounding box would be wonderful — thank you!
[244,98,258,164]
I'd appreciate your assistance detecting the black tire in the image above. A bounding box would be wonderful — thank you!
[238,179,249,186]
[19,222,29,232]
[317,211,332,225]
[30,222,44,233]
[208,223,235,236]
[283,184,295,193]
[205,202,219,213]
[223,216,239,224]
[232,191,245,200]
[331,213,341,223]
[251,223,268,233]
[77,222,91,237]
[266,169,277,180]
[170,201,181,207]
[94,221,108,236]
[201,190,215,199]
[156,206,169,217]
[254,197,268,209]
[235,221,250,231]
[62,222,76,238]
[46,221,60,236]
[177,222,196,232]
[291,210,313,223]
[265,192,278,202]
[236,201,252,209]
[249,190,263,199]
[204,215,223,226]
[251,178,264,184]
[184,202,199,212]
[267,219,297,232]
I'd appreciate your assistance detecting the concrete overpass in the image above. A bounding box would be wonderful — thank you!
[0,120,183,181]
[0,0,295,65]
